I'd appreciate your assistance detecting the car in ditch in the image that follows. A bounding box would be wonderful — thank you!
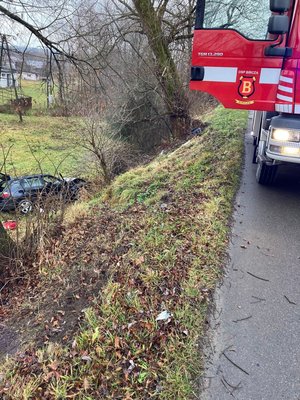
[0,173,86,214]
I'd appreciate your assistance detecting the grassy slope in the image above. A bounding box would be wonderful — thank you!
[0,107,247,399]
[0,113,83,177]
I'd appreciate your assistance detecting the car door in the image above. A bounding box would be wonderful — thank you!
[42,175,63,195]
[21,176,45,202]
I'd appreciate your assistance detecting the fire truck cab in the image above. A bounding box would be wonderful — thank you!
[190,0,300,184]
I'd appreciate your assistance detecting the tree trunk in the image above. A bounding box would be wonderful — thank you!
[132,0,191,139]
[0,223,14,276]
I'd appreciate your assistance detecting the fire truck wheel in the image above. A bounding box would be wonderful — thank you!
[252,145,258,164]
[256,161,277,185]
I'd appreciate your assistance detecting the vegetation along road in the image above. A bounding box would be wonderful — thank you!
[0,107,247,399]
[200,121,300,399]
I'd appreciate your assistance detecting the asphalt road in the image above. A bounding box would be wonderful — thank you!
[200,118,300,400]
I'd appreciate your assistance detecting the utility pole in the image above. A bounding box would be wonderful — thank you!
[3,36,18,100]
[0,34,23,121]
[0,36,4,80]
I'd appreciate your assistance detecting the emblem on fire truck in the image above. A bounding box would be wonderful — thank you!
[238,76,256,98]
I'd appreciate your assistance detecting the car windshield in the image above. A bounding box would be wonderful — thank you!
[22,177,44,190]
[43,175,61,184]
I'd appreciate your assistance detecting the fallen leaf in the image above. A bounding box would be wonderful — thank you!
[48,361,58,371]
[83,377,89,391]
[114,336,121,350]
[81,355,92,363]
[135,256,145,266]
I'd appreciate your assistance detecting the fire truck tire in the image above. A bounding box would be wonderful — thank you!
[252,145,258,164]
[256,161,277,185]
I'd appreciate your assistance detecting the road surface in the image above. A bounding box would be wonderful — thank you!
[200,120,300,400]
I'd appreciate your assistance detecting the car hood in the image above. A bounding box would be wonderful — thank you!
[63,177,78,182]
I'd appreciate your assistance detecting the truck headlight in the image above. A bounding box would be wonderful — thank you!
[269,144,300,156]
[282,146,300,155]
[272,129,289,141]
[271,129,300,142]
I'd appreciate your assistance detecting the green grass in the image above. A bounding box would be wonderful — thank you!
[19,80,49,109]
[0,106,248,399]
[105,107,246,208]
[0,113,83,176]
[0,80,52,112]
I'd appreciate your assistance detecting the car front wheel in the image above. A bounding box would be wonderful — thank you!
[18,199,33,214]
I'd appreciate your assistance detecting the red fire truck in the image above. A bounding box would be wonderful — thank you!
[190,0,300,184]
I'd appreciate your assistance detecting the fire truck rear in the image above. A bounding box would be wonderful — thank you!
[190,0,300,184]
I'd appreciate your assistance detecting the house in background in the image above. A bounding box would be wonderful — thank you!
[19,71,40,81]
[0,67,18,88]
[13,51,47,82]
[1,46,49,92]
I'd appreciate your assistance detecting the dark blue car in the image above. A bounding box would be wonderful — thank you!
[0,173,86,214]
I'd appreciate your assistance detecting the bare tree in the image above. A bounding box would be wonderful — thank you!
[122,0,191,138]
[0,223,13,275]
[0,0,268,135]
[0,0,194,136]
[74,108,136,184]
